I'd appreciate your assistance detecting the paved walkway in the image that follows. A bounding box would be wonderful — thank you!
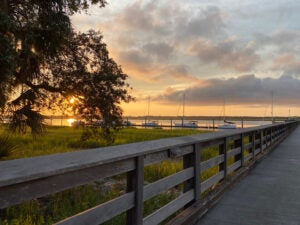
[196,126,300,225]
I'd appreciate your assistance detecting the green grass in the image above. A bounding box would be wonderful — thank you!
[0,126,206,160]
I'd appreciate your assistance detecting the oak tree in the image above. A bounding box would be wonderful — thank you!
[0,0,133,142]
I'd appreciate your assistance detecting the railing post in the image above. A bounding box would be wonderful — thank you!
[269,129,272,145]
[219,137,228,180]
[126,156,144,225]
[183,143,201,205]
[251,132,255,161]
[260,130,264,153]
[194,143,201,202]
[233,135,242,168]
[241,133,245,167]
[266,129,270,147]
[270,128,273,144]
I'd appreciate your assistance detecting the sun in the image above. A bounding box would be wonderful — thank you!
[67,118,75,126]
[70,97,75,104]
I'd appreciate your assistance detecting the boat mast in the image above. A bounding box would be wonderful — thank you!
[147,96,150,122]
[223,98,226,122]
[182,92,185,126]
[271,91,274,123]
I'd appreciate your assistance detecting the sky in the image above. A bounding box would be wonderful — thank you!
[71,0,300,117]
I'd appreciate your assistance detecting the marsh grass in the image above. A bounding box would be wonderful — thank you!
[1,126,205,160]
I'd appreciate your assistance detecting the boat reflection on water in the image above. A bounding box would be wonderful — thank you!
[218,120,237,129]
[141,120,159,127]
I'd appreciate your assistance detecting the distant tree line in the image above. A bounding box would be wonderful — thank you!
[0,0,133,143]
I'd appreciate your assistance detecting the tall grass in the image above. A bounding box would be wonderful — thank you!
[1,126,206,160]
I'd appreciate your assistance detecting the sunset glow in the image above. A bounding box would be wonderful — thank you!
[72,1,300,117]
[67,118,76,126]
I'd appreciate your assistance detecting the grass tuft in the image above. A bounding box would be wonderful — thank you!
[0,134,17,159]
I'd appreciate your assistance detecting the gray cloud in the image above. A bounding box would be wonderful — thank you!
[119,49,153,66]
[175,6,226,40]
[142,42,174,61]
[117,1,170,36]
[158,74,300,106]
[255,30,300,54]
[272,53,300,76]
[154,64,199,83]
[189,38,260,72]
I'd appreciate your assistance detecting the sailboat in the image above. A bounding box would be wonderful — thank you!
[174,93,198,128]
[218,99,237,129]
[141,96,159,127]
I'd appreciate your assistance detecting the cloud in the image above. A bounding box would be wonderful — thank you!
[111,1,171,36]
[142,42,174,61]
[155,64,199,83]
[118,55,198,84]
[189,38,260,72]
[157,74,300,106]
[176,6,226,40]
[71,0,300,93]
[255,30,300,53]
[272,53,300,76]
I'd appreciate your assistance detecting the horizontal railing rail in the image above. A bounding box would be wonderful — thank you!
[0,121,297,225]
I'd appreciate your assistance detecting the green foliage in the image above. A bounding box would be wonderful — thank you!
[144,160,182,183]
[1,126,205,160]
[0,1,132,142]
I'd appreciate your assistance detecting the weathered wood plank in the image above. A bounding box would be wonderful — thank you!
[244,143,252,151]
[143,190,194,225]
[0,159,134,209]
[144,167,194,201]
[255,149,260,155]
[228,160,241,174]
[200,155,224,172]
[55,192,134,225]
[198,139,223,149]
[245,154,252,162]
[194,144,201,202]
[227,147,241,158]
[254,139,260,145]
[127,156,144,225]
[227,134,241,142]
[144,150,169,165]
[201,172,224,193]
[241,133,245,167]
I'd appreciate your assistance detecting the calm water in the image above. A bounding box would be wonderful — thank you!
[45,118,273,129]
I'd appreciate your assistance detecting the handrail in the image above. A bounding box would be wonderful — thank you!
[0,121,297,225]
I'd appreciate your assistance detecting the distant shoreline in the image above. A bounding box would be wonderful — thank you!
[41,115,299,121]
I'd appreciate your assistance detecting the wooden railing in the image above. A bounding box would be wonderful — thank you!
[0,122,297,225]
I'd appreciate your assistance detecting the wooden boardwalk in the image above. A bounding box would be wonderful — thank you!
[196,126,300,225]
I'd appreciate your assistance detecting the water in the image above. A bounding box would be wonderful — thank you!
[126,119,271,129]
[45,117,273,129]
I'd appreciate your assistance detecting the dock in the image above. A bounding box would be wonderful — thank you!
[195,125,300,225]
